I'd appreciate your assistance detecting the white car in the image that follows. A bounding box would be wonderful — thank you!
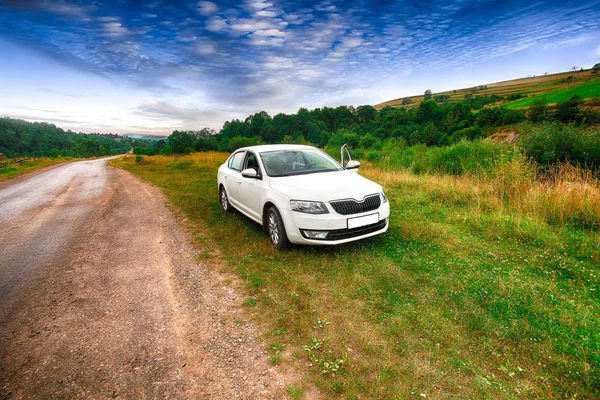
[217,144,390,249]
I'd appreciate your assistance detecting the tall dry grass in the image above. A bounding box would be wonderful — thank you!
[365,156,600,231]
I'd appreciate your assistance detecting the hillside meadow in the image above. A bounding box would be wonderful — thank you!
[377,69,600,110]
[506,79,600,109]
[111,147,599,399]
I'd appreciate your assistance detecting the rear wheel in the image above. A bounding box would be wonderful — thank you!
[267,206,289,250]
[220,186,232,213]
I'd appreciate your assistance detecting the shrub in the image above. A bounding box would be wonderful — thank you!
[518,122,600,170]
[555,95,584,123]
[449,126,483,143]
[377,139,509,176]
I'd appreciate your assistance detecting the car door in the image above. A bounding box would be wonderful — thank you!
[224,150,246,206]
[235,151,264,223]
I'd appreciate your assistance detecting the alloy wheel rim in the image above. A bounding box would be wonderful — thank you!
[268,213,279,244]
[221,190,228,210]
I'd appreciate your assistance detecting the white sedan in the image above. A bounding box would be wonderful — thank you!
[217,144,390,249]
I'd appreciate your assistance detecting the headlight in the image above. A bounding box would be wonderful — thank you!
[381,191,388,203]
[290,200,329,214]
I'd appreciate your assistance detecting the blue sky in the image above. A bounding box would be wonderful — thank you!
[0,0,599,135]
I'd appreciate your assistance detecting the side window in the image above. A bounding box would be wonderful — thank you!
[244,152,260,174]
[228,151,245,171]
[294,152,306,167]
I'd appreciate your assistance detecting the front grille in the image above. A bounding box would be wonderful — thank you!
[330,194,381,215]
[300,219,387,241]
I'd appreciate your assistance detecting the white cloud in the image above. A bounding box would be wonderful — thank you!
[195,42,215,54]
[596,45,600,57]
[256,10,278,18]
[205,16,228,32]
[47,1,89,17]
[248,36,284,46]
[102,21,129,37]
[253,29,285,37]
[231,19,274,32]
[177,31,197,42]
[97,16,119,22]
[262,56,294,70]
[246,0,273,11]
[197,1,218,16]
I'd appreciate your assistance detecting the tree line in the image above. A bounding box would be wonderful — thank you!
[134,93,598,156]
[2,93,597,160]
[0,118,147,158]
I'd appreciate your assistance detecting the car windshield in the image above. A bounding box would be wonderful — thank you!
[259,149,343,177]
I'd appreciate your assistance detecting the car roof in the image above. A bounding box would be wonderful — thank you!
[236,144,317,153]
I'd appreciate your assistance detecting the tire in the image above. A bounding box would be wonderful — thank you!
[220,186,233,213]
[267,206,289,250]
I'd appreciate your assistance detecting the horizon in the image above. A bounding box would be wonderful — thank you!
[1,0,599,137]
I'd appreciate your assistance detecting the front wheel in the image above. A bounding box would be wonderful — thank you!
[267,206,289,250]
[220,186,232,213]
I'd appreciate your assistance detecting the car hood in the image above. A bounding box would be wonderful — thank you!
[268,170,382,202]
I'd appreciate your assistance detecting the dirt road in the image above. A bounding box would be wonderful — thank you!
[0,158,286,398]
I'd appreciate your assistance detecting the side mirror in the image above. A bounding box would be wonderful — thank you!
[346,160,360,169]
[346,160,360,173]
[241,168,259,178]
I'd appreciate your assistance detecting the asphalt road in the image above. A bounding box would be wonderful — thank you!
[0,158,286,399]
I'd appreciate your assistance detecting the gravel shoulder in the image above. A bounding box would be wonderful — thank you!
[0,159,287,399]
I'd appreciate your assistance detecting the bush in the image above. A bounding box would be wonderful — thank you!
[507,93,526,101]
[555,95,584,123]
[518,122,600,170]
[476,107,526,128]
[376,139,510,176]
[449,126,483,143]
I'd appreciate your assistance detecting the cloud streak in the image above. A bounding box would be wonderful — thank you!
[0,0,598,134]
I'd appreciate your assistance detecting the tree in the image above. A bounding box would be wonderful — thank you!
[528,99,548,123]
[356,105,376,123]
[415,100,443,125]
[592,63,600,75]
[424,89,432,100]
[401,97,413,105]
[168,130,195,154]
[555,95,584,123]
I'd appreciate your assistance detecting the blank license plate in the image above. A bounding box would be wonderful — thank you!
[347,213,379,229]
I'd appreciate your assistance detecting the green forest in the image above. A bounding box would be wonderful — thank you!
[133,94,599,172]
[0,118,136,158]
[1,93,599,171]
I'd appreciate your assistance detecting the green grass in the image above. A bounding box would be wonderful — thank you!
[506,79,600,109]
[111,153,599,399]
[0,157,76,182]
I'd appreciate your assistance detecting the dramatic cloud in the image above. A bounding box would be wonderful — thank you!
[0,0,598,134]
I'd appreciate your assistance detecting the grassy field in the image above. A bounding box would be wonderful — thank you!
[0,157,74,182]
[377,69,600,110]
[112,153,599,399]
[506,79,600,109]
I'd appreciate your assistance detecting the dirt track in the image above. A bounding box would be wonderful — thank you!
[0,158,286,399]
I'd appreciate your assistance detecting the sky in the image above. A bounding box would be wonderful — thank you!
[0,0,599,136]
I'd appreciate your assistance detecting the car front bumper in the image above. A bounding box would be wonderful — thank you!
[282,201,390,245]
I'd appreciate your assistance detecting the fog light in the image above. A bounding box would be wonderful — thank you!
[303,230,328,239]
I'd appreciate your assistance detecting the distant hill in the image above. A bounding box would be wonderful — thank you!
[0,117,131,158]
[376,68,600,110]
[124,133,168,140]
